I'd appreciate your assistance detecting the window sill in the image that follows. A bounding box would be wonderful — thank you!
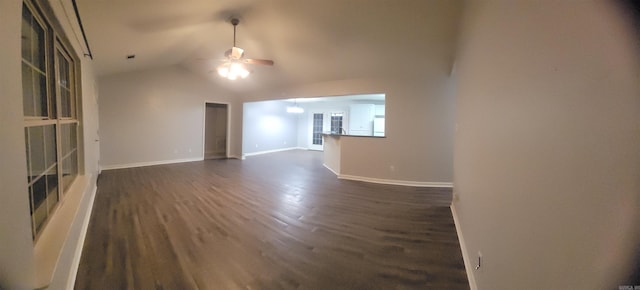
[33,174,96,288]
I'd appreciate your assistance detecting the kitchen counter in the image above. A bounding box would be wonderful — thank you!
[322,132,385,176]
[322,132,385,138]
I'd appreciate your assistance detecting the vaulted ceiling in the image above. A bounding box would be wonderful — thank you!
[78,0,463,93]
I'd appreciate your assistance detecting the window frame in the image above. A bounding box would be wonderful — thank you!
[22,0,82,240]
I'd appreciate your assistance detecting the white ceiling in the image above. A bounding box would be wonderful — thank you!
[78,0,463,93]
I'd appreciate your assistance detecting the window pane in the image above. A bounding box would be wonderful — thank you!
[46,168,58,212]
[31,18,45,70]
[35,71,47,117]
[44,125,56,168]
[60,89,70,117]
[21,6,32,62]
[60,123,77,156]
[27,125,56,179]
[22,65,48,117]
[31,176,47,232]
[28,126,45,177]
[22,4,48,118]
[57,50,73,118]
[62,151,77,192]
[22,63,35,116]
[28,186,34,215]
[58,51,69,88]
[24,128,31,182]
[61,123,78,192]
[331,114,343,133]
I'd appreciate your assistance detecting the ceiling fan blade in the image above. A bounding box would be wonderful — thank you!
[245,59,274,66]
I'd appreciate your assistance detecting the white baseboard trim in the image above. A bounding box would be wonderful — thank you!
[337,174,453,188]
[323,163,339,176]
[451,204,477,290]
[100,157,204,170]
[242,147,306,158]
[65,175,98,290]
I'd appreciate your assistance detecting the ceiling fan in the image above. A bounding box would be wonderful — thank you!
[217,18,274,80]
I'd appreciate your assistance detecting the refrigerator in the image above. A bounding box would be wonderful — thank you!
[373,118,385,137]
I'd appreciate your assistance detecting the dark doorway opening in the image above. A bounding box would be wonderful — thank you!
[204,103,228,159]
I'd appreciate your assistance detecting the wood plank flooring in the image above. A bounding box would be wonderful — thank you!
[75,150,468,289]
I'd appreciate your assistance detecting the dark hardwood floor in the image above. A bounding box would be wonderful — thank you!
[75,150,468,290]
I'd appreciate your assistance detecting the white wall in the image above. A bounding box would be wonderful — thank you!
[99,66,242,168]
[242,100,300,155]
[0,0,37,288]
[453,1,640,289]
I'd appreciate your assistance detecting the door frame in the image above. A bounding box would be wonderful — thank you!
[202,101,231,159]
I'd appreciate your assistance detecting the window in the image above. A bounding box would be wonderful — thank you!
[330,113,344,134]
[22,1,80,239]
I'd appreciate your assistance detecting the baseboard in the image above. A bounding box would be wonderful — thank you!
[451,204,478,290]
[323,163,339,176]
[100,157,204,170]
[337,174,453,188]
[242,147,306,158]
[65,175,98,290]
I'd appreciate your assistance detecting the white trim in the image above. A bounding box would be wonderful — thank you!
[100,157,203,170]
[242,147,306,158]
[323,163,339,176]
[65,177,98,290]
[337,174,453,188]
[451,204,477,290]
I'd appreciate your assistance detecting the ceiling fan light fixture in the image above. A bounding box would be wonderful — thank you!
[217,63,230,77]
[217,61,249,80]
[215,17,273,80]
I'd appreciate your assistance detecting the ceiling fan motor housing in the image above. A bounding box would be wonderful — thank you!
[230,47,244,59]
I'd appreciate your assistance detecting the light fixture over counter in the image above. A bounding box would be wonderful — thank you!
[287,99,304,113]
[286,106,304,113]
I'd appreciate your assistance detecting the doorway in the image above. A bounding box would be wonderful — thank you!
[204,103,229,159]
